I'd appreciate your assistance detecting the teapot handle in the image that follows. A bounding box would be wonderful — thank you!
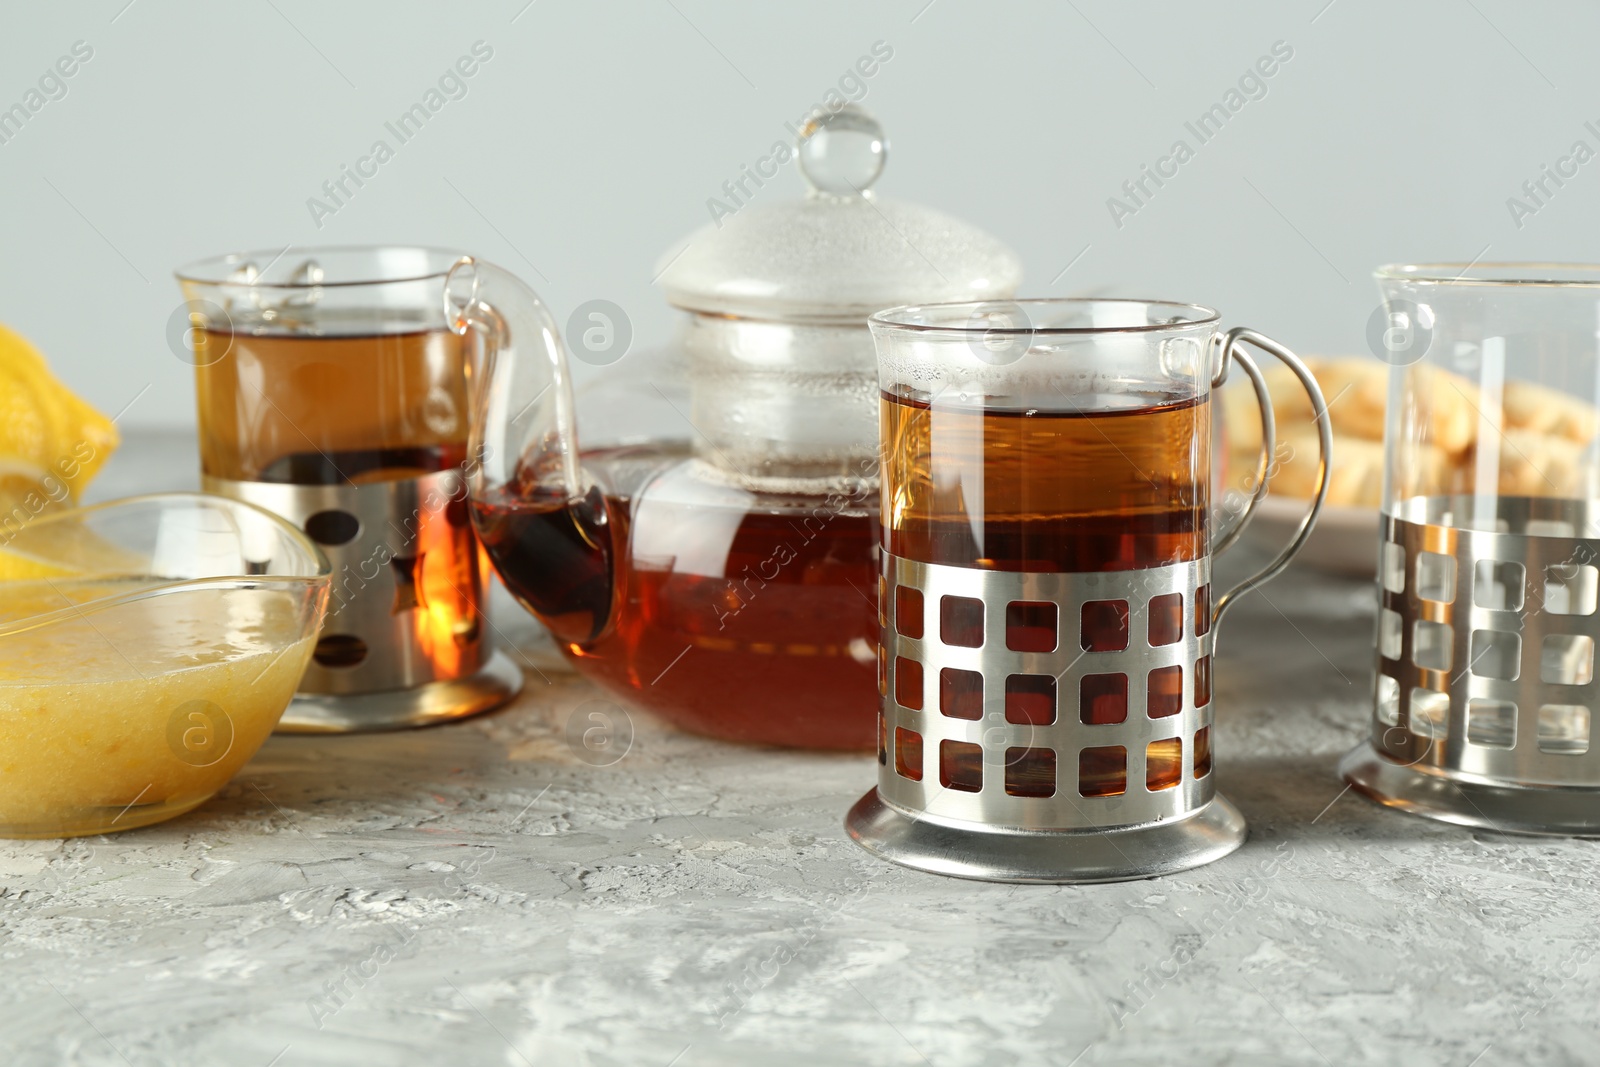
[443,256,586,502]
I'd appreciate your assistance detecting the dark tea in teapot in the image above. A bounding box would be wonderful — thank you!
[473,446,880,749]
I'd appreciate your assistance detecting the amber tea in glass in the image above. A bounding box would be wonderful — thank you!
[882,390,1210,573]
[882,387,1210,794]
[193,317,469,484]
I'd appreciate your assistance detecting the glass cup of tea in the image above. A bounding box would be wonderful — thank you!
[847,298,1330,882]
[175,247,523,731]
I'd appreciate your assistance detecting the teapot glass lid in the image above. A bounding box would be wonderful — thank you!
[656,105,1022,324]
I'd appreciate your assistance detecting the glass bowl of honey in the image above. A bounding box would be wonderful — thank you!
[0,493,330,837]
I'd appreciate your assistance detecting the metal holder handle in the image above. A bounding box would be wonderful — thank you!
[1210,327,1332,630]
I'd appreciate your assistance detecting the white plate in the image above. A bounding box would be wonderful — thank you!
[1233,495,1378,577]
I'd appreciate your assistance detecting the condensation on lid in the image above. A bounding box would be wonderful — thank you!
[655,104,1022,323]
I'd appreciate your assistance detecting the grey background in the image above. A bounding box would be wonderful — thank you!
[0,0,1593,430]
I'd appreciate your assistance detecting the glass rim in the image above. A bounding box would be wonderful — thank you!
[869,298,1222,335]
[175,245,468,289]
[1375,262,1600,287]
[0,574,325,641]
[0,492,330,638]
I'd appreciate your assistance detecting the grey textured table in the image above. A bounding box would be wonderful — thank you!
[4,432,1596,1067]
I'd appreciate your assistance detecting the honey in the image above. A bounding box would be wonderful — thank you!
[0,581,315,837]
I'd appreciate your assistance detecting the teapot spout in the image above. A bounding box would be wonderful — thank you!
[446,258,617,646]
[445,256,584,503]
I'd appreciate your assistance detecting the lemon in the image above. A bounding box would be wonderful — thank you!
[0,322,118,502]
[0,323,121,580]
[0,546,83,582]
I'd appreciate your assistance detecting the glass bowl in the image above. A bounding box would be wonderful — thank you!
[0,493,330,837]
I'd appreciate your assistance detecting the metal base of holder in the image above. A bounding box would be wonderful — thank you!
[844,790,1247,884]
[276,651,524,734]
[1341,741,1600,838]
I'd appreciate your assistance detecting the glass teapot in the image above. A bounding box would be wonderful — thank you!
[451,106,1020,749]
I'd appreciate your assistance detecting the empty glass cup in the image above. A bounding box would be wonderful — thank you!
[1345,263,1600,834]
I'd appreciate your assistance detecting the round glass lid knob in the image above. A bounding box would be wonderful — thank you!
[797,103,887,197]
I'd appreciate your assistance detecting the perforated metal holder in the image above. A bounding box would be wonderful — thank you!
[846,555,1246,883]
[205,473,522,732]
[1341,495,1600,835]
